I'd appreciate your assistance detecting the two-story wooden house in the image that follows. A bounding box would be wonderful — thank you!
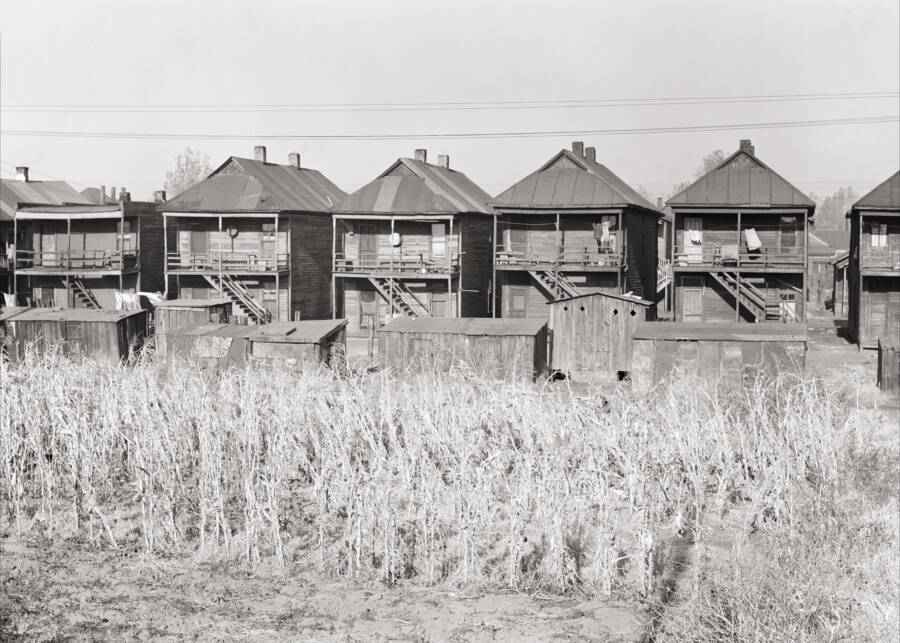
[332,150,493,335]
[160,147,346,324]
[846,170,900,348]
[490,142,664,319]
[666,140,815,324]
[2,169,164,309]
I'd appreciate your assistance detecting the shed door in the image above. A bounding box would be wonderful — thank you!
[682,287,703,322]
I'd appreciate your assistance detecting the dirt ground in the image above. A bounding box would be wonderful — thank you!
[0,534,645,642]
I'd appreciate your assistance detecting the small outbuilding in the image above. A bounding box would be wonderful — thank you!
[631,322,806,385]
[377,317,548,381]
[548,291,652,380]
[154,298,231,356]
[166,318,347,370]
[0,306,148,364]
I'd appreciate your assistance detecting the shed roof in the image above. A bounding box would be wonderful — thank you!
[172,319,347,343]
[380,317,546,336]
[667,143,814,209]
[492,148,659,212]
[337,158,492,215]
[633,321,807,342]
[0,307,145,323]
[161,156,346,213]
[548,291,653,306]
[851,171,900,211]
[1,178,93,221]
[156,298,231,308]
[809,229,850,252]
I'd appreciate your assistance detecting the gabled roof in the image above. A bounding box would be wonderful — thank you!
[492,149,659,212]
[809,229,850,252]
[161,156,346,213]
[667,144,814,209]
[337,158,492,215]
[0,178,92,221]
[851,171,900,211]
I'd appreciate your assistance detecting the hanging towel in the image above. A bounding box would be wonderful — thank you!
[601,221,611,244]
[745,228,762,251]
[2,292,15,307]
[688,229,703,245]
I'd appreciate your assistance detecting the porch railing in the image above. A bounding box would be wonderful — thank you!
[495,245,623,267]
[673,244,804,268]
[333,252,461,274]
[15,249,139,271]
[861,248,900,270]
[167,252,290,272]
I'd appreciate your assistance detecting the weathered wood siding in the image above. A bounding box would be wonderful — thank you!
[623,207,659,303]
[133,202,167,293]
[674,273,803,323]
[340,219,460,264]
[859,276,900,347]
[459,213,493,317]
[340,278,459,335]
[289,213,332,320]
[175,274,289,322]
[877,338,899,391]
[499,270,618,319]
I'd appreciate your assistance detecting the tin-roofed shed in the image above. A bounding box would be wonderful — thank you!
[155,298,232,355]
[378,317,548,380]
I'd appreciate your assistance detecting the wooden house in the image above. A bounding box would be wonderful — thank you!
[808,230,850,311]
[490,142,664,319]
[666,140,815,324]
[631,322,807,385]
[332,150,493,336]
[377,317,548,381]
[846,171,900,348]
[160,147,346,324]
[3,171,165,310]
[0,306,148,364]
[548,291,651,380]
[165,318,347,370]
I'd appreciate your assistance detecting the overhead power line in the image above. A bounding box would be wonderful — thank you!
[1,115,896,142]
[1,91,897,113]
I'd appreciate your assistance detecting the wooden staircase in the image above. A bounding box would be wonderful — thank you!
[71,277,101,309]
[203,274,272,324]
[368,277,430,318]
[709,272,785,321]
[528,270,581,299]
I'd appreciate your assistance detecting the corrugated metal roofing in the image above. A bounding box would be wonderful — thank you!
[667,146,814,209]
[161,156,346,213]
[492,149,659,212]
[0,179,93,221]
[17,205,122,214]
[0,307,145,323]
[852,171,900,210]
[337,158,492,215]
[633,321,807,342]
[380,317,546,336]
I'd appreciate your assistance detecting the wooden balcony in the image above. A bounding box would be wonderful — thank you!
[333,252,460,276]
[15,249,139,273]
[494,245,623,270]
[166,252,289,273]
[861,248,900,272]
[673,245,804,271]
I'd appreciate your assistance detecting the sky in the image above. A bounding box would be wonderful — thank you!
[1,0,898,202]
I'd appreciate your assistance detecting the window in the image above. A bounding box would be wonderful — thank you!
[262,222,276,258]
[594,215,618,251]
[779,217,797,253]
[431,223,446,258]
[117,219,133,251]
[871,223,888,248]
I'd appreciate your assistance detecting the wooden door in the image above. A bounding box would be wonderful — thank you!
[508,226,527,253]
[40,224,57,267]
[682,287,703,322]
[69,232,85,269]
[359,290,377,330]
[359,224,377,269]
[507,285,528,318]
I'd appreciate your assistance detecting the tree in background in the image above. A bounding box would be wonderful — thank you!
[668,149,726,198]
[810,187,857,230]
[164,147,211,198]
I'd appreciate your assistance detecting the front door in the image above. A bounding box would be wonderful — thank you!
[359,224,377,269]
[682,286,703,322]
[40,224,57,267]
[359,290,377,330]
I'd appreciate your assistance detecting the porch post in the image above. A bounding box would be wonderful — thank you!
[803,209,809,323]
[555,212,561,298]
[617,212,623,292]
[162,213,168,298]
[217,215,223,296]
[331,216,337,318]
[389,217,395,317]
[274,214,280,321]
[12,217,17,298]
[118,204,124,292]
[736,211,741,322]
[491,213,497,318]
[67,216,73,304]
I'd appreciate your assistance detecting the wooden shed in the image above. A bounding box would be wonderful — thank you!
[166,318,347,370]
[0,306,148,364]
[377,317,548,381]
[548,291,652,380]
[154,298,231,356]
[631,322,807,385]
[877,337,899,392]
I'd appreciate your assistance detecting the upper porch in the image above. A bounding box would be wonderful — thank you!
[858,216,900,273]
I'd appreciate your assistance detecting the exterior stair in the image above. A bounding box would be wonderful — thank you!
[368,277,430,317]
[528,270,581,299]
[204,274,272,324]
[710,272,790,322]
[71,277,101,309]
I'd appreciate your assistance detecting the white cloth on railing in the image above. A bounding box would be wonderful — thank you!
[2,292,14,307]
[138,291,163,307]
[688,229,703,245]
[115,292,142,311]
[744,228,762,251]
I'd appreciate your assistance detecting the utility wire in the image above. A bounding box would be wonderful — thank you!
[2,91,897,113]
[1,115,896,141]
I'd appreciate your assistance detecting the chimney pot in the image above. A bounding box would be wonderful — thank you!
[120,187,130,203]
[571,141,584,157]
[584,146,596,164]
[153,190,167,203]
[414,149,427,163]
[288,152,301,169]
[657,197,663,209]
[110,187,117,201]
[437,154,449,169]
[254,145,267,163]
[99,185,106,204]
[740,139,754,155]
[15,166,29,182]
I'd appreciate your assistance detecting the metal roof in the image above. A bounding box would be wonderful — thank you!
[161,156,346,213]
[156,298,231,308]
[380,317,546,336]
[667,146,814,209]
[337,158,493,215]
[0,306,145,323]
[0,179,93,221]
[491,149,659,212]
[172,319,347,343]
[808,230,850,255]
[17,204,122,214]
[548,291,653,306]
[852,171,900,211]
[633,321,807,342]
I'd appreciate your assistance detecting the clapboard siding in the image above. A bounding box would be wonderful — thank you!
[500,271,618,319]
[289,213,332,320]
[341,277,459,335]
[460,214,493,317]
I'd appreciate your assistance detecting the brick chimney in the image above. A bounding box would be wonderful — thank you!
[571,141,584,157]
[584,146,596,164]
[99,185,107,203]
[110,187,117,201]
[739,139,755,156]
[120,187,130,203]
[414,149,427,163]
[254,145,267,163]
[437,154,449,169]
[15,166,29,182]
[153,190,167,203]
[288,152,301,169]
